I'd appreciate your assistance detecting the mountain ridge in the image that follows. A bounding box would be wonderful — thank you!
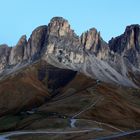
[0,17,140,88]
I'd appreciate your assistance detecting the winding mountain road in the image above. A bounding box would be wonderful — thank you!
[0,129,102,140]
[72,96,103,119]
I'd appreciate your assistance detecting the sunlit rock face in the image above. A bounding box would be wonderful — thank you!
[80,28,109,60]
[47,17,73,37]
[45,17,85,66]
[45,17,109,66]
[81,28,100,51]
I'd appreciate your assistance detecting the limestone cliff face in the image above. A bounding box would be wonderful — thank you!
[80,28,109,60]
[45,17,108,66]
[45,17,85,65]
[81,28,99,51]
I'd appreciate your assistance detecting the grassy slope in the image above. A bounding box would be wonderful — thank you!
[0,61,140,136]
[39,73,140,129]
[0,61,50,116]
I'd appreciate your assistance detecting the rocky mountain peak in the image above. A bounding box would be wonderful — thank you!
[125,24,140,33]
[109,24,140,54]
[16,35,27,47]
[9,35,27,65]
[125,24,140,51]
[48,17,73,37]
[80,28,108,60]
[26,25,47,60]
[109,24,140,68]
[50,17,68,24]
[81,28,100,51]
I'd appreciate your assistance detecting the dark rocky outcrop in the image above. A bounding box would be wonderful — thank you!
[0,44,11,70]
[25,25,47,60]
[109,24,140,68]
[109,25,140,53]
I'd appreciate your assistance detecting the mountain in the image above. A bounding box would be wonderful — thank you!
[0,17,140,139]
